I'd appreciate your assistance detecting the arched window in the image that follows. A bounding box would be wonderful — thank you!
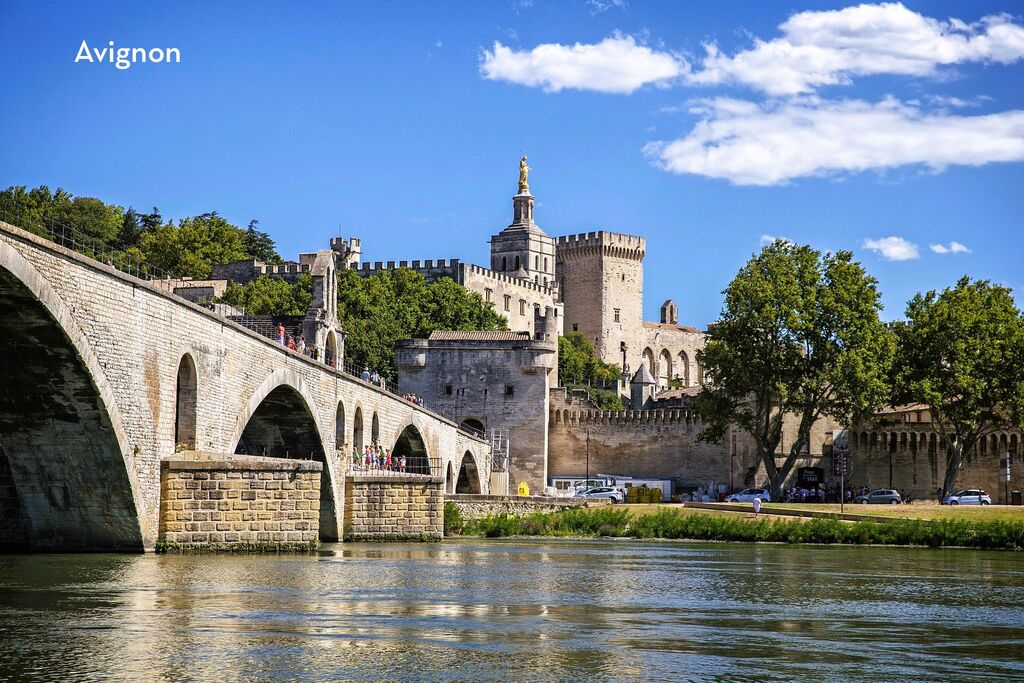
[502,256,507,271]
[677,350,690,387]
[642,348,655,376]
[658,349,672,387]
[515,255,520,270]
[175,354,198,450]
[544,257,548,271]
[534,255,539,270]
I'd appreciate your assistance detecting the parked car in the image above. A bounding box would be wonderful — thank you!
[854,489,902,505]
[724,488,770,503]
[943,489,992,505]
[576,487,624,503]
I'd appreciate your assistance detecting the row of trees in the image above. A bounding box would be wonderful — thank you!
[696,240,1024,500]
[0,185,281,278]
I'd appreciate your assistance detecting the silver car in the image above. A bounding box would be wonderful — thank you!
[854,489,902,505]
[725,488,770,503]
[577,487,624,503]
[943,489,992,505]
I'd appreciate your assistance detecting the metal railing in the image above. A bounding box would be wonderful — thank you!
[341,448,441,478]
[0,198,181,282]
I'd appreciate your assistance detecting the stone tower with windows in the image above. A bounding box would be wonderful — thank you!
[490,186,557,290]
[555,231,646,375]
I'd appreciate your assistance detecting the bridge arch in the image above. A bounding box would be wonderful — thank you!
[0,242,146,550]
[230,368,339,541]
[353,405,364,452]
[371,412,380,446]
[455,451,482,494]
[392,422,431,475]
[335,401,346,453]
[175,353,198,450]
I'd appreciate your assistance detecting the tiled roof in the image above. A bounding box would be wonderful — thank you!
[428,330,531,341]
[642,322,704,334]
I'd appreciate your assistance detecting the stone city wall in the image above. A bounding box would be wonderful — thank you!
[548,394,730,490]
[849,428,1022,502]
[344,475,444,541]
[158,455,322,551]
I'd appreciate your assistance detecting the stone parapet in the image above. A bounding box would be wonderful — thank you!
[448,493,606,521]
[344,475,444,541]
[158,454,322,552]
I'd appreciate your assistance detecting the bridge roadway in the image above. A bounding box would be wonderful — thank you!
[0,220,490,551]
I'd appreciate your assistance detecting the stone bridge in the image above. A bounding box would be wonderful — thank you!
[0,221,490,551]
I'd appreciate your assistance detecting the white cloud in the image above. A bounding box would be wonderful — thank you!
[479,35,686,94]
[588,0,627,13]
[930,241,971,254]
[687,3,1024,95]
[862,236,920,261]
[644,97,1024,185]
[760,234,793,246]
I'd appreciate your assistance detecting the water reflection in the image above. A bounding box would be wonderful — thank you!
[0,541,1021,681]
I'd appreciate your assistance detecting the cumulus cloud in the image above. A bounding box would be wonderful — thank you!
[930,241,971,254]
[862,236,920,261]
[644,97,1024,185]
[687,3,1024,96]
[479,35,686,94]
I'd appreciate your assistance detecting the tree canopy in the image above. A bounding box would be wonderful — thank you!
[894,277,1024,498]
[0,185,281,278]
[696,240,894,498]
[220,274,313,316]
[335,268,507,384]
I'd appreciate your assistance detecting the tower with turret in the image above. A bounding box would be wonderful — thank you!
[489,166,557,290]
[555,231,646,374]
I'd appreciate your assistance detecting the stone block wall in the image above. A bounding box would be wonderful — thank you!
[158,455,322,551]
[448,493,601,521]
[344,475,443,541]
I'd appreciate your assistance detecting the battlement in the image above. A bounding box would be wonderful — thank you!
[556,231,646,260]
[551,406,704,427]
[466,263,555,295]
[349,259,465,283]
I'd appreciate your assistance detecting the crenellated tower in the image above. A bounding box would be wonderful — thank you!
[555,231,646,373]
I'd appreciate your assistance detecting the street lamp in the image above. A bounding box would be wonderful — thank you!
[585,427,590,489]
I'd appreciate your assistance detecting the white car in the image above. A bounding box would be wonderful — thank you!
[577,487,624,503]
[943,489,992,505]
[725,488,770,503]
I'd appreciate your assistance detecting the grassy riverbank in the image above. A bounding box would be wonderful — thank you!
[445,504,1024,549]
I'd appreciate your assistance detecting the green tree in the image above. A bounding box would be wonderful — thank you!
[119,208,142,247]
[137,212,249,278]
[894,277,1024,500]
[221,274,312,315]
[243,219,281,263]
[695,240,894,499]
[335,268,505,384]
[558,332,624,409]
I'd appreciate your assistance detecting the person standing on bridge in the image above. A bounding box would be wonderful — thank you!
[399,454,406,473]
[276,323,286,345]
[361,367,371,382]
[297,334,306,354]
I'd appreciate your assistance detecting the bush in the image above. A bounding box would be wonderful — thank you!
[458,506,1024,550]
[443,502,463,536]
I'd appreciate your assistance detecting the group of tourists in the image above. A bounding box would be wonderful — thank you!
[359,367,387,390]
[781,484,914,504]
[351,442,407,473]
[402,393,424,407]
[275,323,311,355]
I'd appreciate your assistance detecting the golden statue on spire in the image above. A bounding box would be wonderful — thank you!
[518,155,531,194]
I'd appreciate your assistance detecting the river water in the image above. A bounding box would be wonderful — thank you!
[0,540,1021,681]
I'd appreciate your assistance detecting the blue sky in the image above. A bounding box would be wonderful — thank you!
[1,1,1022,327]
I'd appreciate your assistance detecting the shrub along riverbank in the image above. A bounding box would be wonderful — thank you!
[444,504,1024,550]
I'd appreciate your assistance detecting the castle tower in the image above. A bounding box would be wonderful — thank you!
[555,231,646,369]
[490,158,557,289]
[660,299,678,325]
